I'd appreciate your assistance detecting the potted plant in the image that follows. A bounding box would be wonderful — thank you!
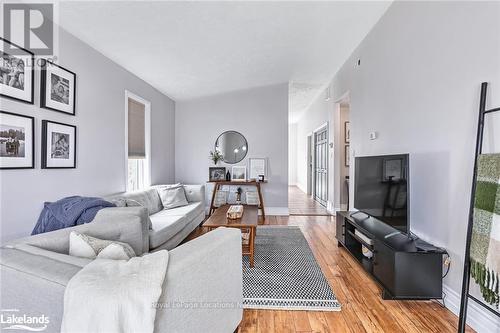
[209,150,223,165]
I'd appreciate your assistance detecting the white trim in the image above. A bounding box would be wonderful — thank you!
[443,284,500,333]
[125,90,152,191]
[262,207,289,216]
[296,182,307,194]
[334,90,350,104]
[313,122,328,134]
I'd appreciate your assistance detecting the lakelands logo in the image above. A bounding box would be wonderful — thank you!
[2,2,54,55]
[1,309,49,331]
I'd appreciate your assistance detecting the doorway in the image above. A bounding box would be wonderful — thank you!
[288,129,330,216]
[337,102,350,211]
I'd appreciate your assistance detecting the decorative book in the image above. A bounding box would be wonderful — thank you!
[227,205,244,219]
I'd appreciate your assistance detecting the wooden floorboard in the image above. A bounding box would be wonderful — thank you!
[288,186,331,216]
[188,188,474,333]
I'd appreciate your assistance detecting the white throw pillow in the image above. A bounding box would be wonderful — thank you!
[156,184,189,209]
[69,232,136,260]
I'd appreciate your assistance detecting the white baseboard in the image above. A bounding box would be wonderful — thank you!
[296,182,307,194]
[263,207,289,216]
[443,284,500,333]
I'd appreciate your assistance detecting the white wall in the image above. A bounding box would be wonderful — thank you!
[0,27,175,243]
[175,84,289,213]
[295,1,500,331]
[288,123,297,185]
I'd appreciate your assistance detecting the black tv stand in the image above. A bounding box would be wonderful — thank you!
[336,211,445,300]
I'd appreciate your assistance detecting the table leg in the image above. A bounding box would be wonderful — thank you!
[257,183,265,220]
[249,227,255,268]
[208,183,219,217]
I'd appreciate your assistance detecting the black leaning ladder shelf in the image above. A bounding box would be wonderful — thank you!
[458,82,500,332]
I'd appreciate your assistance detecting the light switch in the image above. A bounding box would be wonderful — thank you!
[369,132,378,140]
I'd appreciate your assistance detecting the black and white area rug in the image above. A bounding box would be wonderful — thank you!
[242,226,341,311]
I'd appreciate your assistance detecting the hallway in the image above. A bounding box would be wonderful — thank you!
[288,186,331,216]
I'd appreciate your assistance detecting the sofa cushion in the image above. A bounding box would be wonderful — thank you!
[116,189,163,215]
[149,214,188,249]
[156,202,204,222]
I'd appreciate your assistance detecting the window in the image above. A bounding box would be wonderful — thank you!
[126,92,151,191]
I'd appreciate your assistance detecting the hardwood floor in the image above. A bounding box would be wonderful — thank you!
[288,186,330,216]
[190,215,473,333]
[188,187,473,332]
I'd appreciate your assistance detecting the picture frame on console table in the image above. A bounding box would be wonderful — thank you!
[41,120,77,169]
[248,157,266,180]
[0,111,35,169]
[40,60,76,115]
[0,38,35,104]
[209,167,226,181]
[231,166,246,181]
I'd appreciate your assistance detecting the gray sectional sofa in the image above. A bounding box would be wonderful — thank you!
[0,184,243,332]
[105,184,206,251]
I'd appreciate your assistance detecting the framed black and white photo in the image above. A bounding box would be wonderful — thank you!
[344,121,350,143]
[0,38,34,104]
[40,61,76,115]
[248,158,266,180]
[42,120,76,169]
[209,167,226,181]
[345,145,350,167]
[231,166,246,181]
[0,111,34,169]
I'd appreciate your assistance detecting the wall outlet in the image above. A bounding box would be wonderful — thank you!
[369,132,378,140]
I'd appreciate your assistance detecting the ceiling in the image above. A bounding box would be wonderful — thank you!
[59,1,392,122]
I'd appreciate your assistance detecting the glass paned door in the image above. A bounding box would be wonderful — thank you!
[314,127,328,206]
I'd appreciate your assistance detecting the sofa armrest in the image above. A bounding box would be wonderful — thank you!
[183,184,205,205]
[93,207,150,254]
[0,248,80,332]
[154,227,243,333]
[6,209,148,256]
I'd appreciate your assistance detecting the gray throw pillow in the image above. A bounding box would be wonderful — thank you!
[157,184,189,209]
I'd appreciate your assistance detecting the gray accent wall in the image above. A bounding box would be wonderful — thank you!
[175,84,289,211]
[0,27,175,243]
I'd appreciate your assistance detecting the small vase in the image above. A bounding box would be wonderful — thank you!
[226,170,231,181]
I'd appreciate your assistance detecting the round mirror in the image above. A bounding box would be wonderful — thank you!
[215,131,248,164]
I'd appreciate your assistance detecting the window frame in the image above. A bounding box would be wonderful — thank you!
[125,90,151,191]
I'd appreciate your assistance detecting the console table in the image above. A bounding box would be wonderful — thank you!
[208,180,266,219]
[336,211,445,300]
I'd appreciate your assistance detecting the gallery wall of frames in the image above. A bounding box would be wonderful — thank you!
[0,37,77,169]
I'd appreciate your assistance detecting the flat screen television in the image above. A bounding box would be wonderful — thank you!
[354,154,410,234]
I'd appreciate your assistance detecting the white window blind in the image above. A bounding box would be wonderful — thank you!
[128,98,145,158]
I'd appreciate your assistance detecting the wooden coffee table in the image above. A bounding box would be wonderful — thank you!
[203,205,258,267]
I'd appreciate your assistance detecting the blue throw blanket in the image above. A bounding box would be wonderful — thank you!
[32,196,116,235]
